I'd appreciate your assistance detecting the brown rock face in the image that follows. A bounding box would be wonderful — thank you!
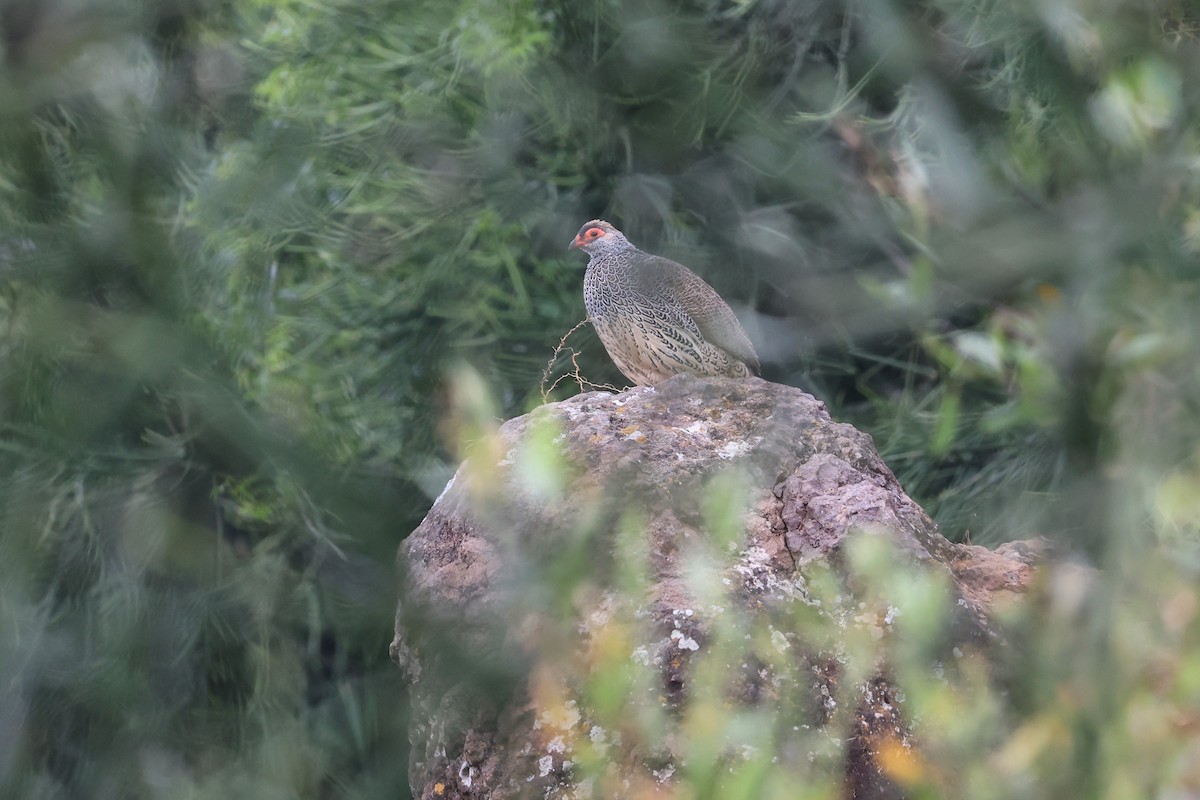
[392,376,1037,799]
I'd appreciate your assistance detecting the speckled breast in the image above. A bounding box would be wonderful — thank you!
[584,261,749,385]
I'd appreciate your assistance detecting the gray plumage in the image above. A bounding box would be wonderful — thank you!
[570,219,759,386]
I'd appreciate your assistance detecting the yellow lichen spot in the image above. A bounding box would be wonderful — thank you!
[993,714,1071,775]
[619,425,647,442]
[686,701,727,739]
[876,736,926,787]
[1036,283,1062,304]
[587,622,631,668]
[434,782,445,796]
[531,665,581,732]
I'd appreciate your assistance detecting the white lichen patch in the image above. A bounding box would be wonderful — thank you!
[670,629,699,651]
[770,627,791,654]
[554,402,586,422]
[547,735,567,754]
[582,605,611,631]
[538,755,554,777]
[631,645,651,666]
[621,429,647,442]
[730,545,808,603]
[716,440,754,460]
[737,744,760,762]
[854,611,885,640]
[570,777,596,799]
[538,700,581,731]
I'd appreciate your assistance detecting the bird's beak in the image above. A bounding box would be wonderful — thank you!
[568,235,583,251]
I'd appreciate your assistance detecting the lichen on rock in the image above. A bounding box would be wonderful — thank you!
[392,375,1039,799]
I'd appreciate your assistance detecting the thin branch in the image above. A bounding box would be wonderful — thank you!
[540,319,622,402]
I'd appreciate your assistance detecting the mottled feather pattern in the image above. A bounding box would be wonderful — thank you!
[574,220,758,385]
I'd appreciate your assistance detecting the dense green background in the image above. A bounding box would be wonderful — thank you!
[2,0,1198,797]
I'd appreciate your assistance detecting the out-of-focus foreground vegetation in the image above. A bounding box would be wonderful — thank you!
[1,0,1199,797]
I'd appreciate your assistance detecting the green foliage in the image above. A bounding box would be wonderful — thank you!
[1,0,1199,796]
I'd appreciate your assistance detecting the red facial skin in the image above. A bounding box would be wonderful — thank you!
[569,227,606,249]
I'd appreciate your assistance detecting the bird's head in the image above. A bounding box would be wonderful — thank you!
[569,219,630,256]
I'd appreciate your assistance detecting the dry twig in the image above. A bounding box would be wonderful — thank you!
[540,319,623,401]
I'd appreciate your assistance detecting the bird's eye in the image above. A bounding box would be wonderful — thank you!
[587,228,602,239]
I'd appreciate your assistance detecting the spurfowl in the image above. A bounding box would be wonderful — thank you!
[569,219,759,385]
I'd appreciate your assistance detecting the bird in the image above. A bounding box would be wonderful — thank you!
[569,219,759,385]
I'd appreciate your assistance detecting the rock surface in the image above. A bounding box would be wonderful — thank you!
[391,376,1039,799]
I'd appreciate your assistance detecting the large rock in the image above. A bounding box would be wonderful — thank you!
[391,376,1037,799]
